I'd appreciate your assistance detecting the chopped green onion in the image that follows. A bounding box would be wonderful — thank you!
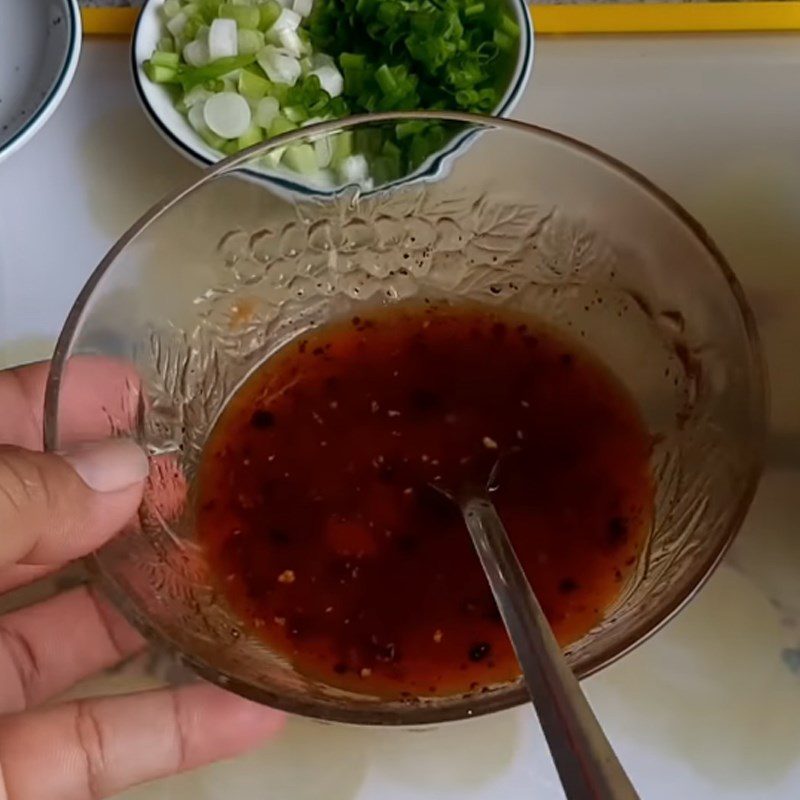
[455,88,480,107]
[144,0,521,184]
[255,95,281,127]
[371,154,400,184]
[339,52,366,71]
[198,0,224,23]
[294,0,314,18]
[395,120,426,140]
[328,95,349,116]
[338,153,369,184]
[203,78,226,92]
[258,0,282,30]
[183,39,210,66]
[283,143,318,174]
[314,136,333,167]
[375,64,398,95]
[476,40,499,63]
[499,13,520,37]
[219,3,261,30]
[238,124,265,150]
[330,130,354,167]
[268,115,299,138]
[162,0,183,19]
[238,69,272,100]
[270,82,291,105]
[166,11,189,38]
[262,145,287,168]
[198,126,227,151]
[381,138,401,159]
[258,45,302,85]
[209,17,238,59]
[354,128,382,154]
[176,85,212,113]
[283,105,308,123]
[310,64,343,97]
[144,61,179,84]
[204,91,253,138]
[151,50,181,69]
[493,29,514,52]
[221,139,240,156]
[180,54,257,90]
[238,29,266,55]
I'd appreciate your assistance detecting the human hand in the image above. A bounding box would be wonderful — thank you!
[0,361,284,799]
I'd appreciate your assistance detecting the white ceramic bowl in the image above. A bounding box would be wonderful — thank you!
[0,0,82,164]
[131,0,534,178]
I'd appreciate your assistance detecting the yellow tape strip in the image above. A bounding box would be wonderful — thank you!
[81,2,800,36]
[82,8,139,35]
[533,2,800,33]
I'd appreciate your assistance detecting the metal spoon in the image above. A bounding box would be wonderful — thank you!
[438,461,640,800]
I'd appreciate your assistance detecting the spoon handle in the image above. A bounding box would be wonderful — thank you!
[462,496,639,800]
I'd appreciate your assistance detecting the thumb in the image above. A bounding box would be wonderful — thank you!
[0,440,149,567]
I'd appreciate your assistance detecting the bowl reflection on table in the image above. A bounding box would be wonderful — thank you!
[44,112,766,726]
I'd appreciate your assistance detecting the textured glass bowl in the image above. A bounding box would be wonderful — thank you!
[44,112,766,725]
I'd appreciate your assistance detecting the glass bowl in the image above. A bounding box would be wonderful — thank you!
[44,112,767,726]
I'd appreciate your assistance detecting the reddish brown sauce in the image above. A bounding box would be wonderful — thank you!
[197,303,653,697]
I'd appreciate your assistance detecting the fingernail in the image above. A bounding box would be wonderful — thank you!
[63,439,150,493]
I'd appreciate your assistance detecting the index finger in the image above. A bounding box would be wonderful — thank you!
[0,684,285,799]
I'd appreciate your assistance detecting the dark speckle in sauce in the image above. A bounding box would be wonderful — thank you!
[250,410,275,429]
[469,642,492,662]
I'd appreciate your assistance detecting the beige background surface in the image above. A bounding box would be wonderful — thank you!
[2,32,800,799]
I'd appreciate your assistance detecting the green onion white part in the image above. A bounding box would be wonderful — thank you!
[270,8,301,33]
[255,96,280,128]
[144,0,358,183]
[208,18,238,59]
[293,0,313,16]
[338,154,369,185]
[204,91,252,138]
[183,38,210,67]
[166,11,188,38]
[258,45,302,85]
[309,64,342,97]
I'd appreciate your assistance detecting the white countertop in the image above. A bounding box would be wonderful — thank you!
[1,33,799,800]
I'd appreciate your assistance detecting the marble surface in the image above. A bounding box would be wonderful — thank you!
[0,34,799,799]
